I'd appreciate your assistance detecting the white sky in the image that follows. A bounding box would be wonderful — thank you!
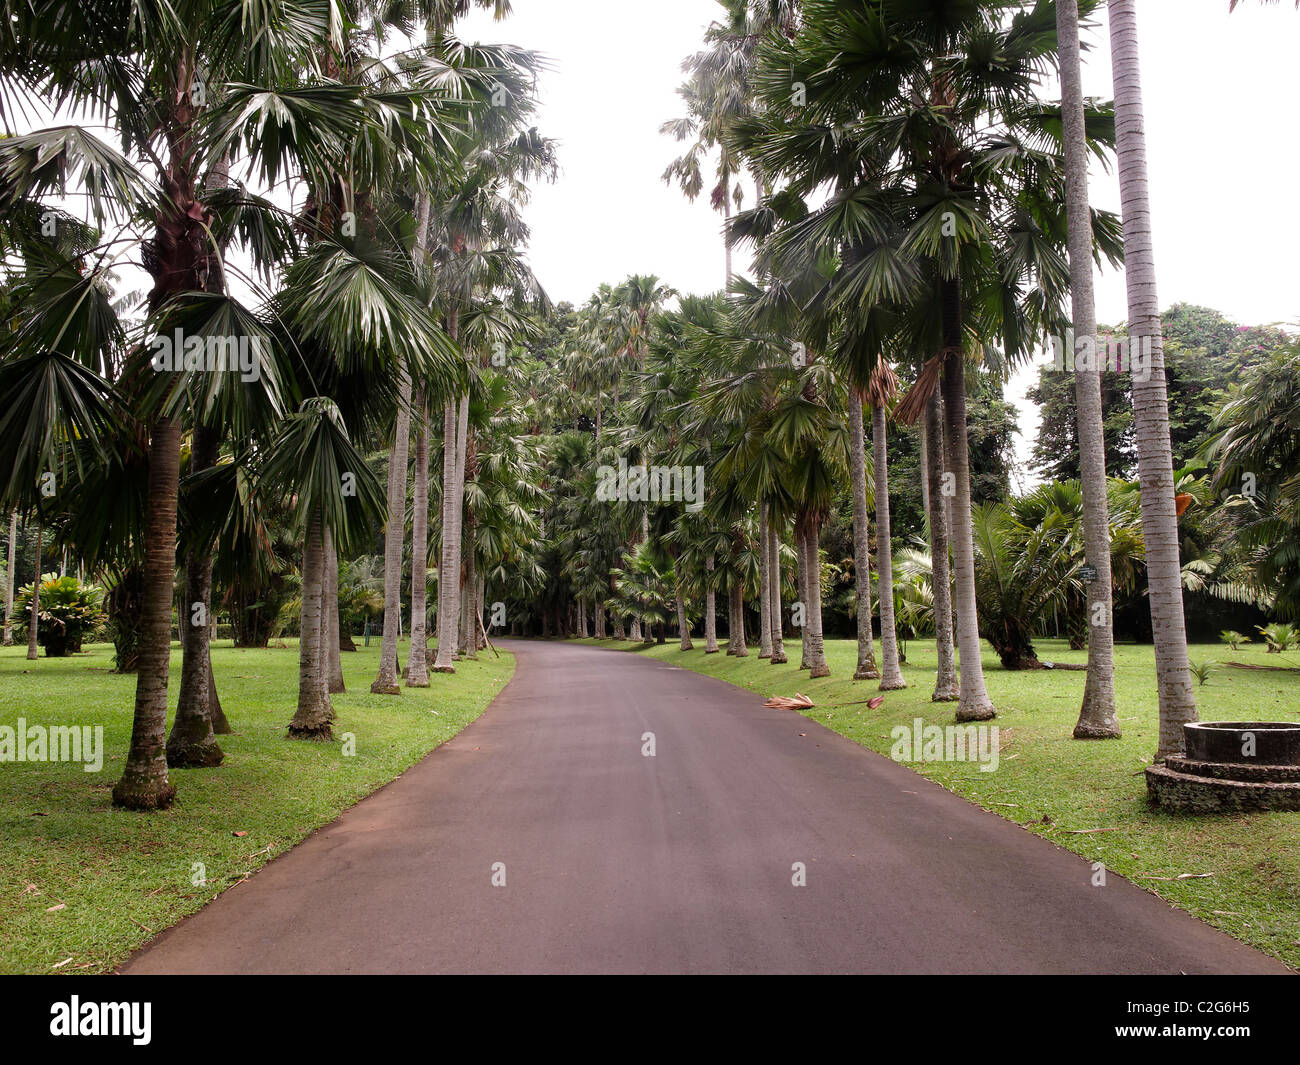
[460,0,1300,484]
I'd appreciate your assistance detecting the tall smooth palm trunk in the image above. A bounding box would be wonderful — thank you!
[873,402,906,690]
[924,393,958,701]
[767,519,786,664]
[407,393,430,686]
[167,427,224,767]
[847,397,880,680]
[432,397,462,672]
[112,419,181,809]
[371,365,412,694]
[796,522,811,669]
[800,513,830,678]
[26,520,40,660]
[703,555,719,653]
[460,510,478,660]
[1059,0,1120,739]
[758,505,773,657]
[726,580,747,656]
[1109,0,1195,758]
[289,511,332,739]
[940,296,995,721]
[3,510,16,645]
[324,528,344,694]
[675,578,692,650]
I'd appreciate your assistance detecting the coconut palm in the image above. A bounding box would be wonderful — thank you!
[868,361,906,690]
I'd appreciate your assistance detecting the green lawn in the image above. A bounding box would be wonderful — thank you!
[0,637,513,974]
[580,633,1300,971]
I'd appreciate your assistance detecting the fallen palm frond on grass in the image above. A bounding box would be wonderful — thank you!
[764,692,815,711]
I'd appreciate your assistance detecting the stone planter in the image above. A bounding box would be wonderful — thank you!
[1145,721,1300,813]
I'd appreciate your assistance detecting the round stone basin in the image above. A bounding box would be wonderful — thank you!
[1184,722,1300,766]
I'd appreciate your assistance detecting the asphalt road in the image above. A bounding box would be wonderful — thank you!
[121,639,1290,974]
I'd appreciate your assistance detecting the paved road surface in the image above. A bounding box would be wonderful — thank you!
[122,640,1290,974]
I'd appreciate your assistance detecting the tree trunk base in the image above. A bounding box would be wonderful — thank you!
[705,647,720,654]
[287,723,333,741]
[931,688,959,703]
[111,778,177,811]
[405,679,430,688]
[369,680,401,694]
[771,652,787,664]
[956,704,996,722]
[328,678,346,694]
[879,679,907,692]
[166,739,224,769]
[809,663,830,678]
[1073,721,1122,739]
[854,667,881,680]
[430,664,456,674]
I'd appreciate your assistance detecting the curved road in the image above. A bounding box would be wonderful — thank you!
[122,640,1290,975]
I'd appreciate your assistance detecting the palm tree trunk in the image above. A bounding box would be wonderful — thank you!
[796,521,811,669]
[407,392,430,687]
[848,397,880,680]
[801,513,830,678]
[432,397,461,673]
[371,364,412,694]
[112,418,180,809]
[1109,0,1195,758]
[3,509,17,646]
[324,527,344,695]
[727,580,747,656]
[289,510,332,739]
[168,425,224,767]
[873,402,906,690]
[676,580,693,650]
[1059,0,1120,739]
[26,520,40,660]
[925,393,959,701]
[768,519,787,664]
[758,504,773,658]
[704,555,719,653]
[461,511,478,660]
[940,294,995,721]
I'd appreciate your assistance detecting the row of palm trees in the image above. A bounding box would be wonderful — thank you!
[0,0,550,808]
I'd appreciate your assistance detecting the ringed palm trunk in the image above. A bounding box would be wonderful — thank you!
[26,521,41,660]
[703,555,719,653]
[168,424,224,767]
[847,397,880,680]
[371,363,412,694]
[925,393,959,701]
[768,519,787,664]
[801,513,830,678]
[1060,0,1120,739]
[3,509,16,645]
[758,505,772,658]
[873,402,906,690]
[407,392,430,687]
[112,419,180,809]
[289,510,332,739]
[940,283,995,721]
[1109,0,1195,758]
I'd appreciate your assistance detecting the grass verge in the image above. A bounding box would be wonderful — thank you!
[0,638,513,974]
[578,633,1300,970]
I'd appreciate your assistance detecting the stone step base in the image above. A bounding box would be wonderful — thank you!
[1146,764,1300,813]
[1164,756,1300,784]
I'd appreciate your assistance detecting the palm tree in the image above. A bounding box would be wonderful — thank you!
[261,398,386,739]
[869,361,906,690]
[924,392,958,701]
[1057,0,1119,739]
[1108,0,1197,757]
[3,510,16,645]
[847,392,880,681]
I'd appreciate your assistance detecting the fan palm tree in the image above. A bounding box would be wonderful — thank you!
[868,360,906,690]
